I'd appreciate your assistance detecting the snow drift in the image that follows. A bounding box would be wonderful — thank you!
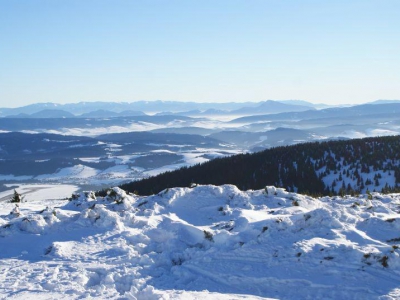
[1,185,400,299]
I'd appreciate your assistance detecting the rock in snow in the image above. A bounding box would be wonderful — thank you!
[1,184,400,299]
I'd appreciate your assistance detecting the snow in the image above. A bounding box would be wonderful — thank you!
[79,157,102,163]
[367,129,400,136]
[97,165,135,179]
[338,129,400,140]
[0,184,79,203]
[318,158,397,194]
[151,149,178,154]
[36,165,99,181]
[142,149,223,176]
[1,184,400,299]
[143,163,187,177]
[44,121,182,136]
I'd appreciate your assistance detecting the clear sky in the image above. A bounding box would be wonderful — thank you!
[1,0,399,107]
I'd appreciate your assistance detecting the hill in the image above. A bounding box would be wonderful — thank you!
[121,135,400,196]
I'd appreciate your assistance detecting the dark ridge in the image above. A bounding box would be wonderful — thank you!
[119,135,400,196]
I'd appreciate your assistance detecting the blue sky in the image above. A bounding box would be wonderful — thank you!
[0,0,399,107]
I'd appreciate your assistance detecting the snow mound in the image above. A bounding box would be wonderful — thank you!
[1,185,400,299]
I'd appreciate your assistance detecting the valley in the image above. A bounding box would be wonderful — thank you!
[1,101,400,196]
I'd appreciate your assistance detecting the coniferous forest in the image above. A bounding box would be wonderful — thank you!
[118,135,400,197]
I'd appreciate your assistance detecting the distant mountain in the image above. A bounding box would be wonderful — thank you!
[155,108,230,117]
[154,111,176,116]
[29,109,76,118]
[0,101,257,116]
[231,103,400,123]
[67,100,257,114]
[78,109,120,118]
[162,109,202,116]
[150,127,217,135]
[276,100,315,107]
[0,100,327,117]
[118,110,147,117]
[0,102,62,117]
[230,100,314,116]
[367,100,400,105]
[121,135,400,196]
[4,113,31,118]
[181,108,229,116]
[4,109,75,119]
[209,127,316,150]
[2,100,398,118]
[277,100,332,109]
[250,127,319,151]
[98,131,223,147]
[202,108,228,115]
[78,109,147,118]
[0,115,196,132]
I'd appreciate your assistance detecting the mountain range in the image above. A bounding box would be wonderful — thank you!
[2,100,400,192]
[2,100,400,299]
[0,100,318,118]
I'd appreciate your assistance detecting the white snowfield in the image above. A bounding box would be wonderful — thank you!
[1,185,400,299]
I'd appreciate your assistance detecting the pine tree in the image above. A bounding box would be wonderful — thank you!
[10,190,22,203]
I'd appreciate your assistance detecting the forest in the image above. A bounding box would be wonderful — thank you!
[119,135,400,197]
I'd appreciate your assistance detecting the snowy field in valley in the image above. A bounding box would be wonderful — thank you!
[1,184,400,299]
[0,148,242,189]
[0,184,79,203]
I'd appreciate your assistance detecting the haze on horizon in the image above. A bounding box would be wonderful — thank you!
[1,0,399,108]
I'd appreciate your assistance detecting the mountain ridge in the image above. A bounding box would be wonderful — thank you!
[120,135,400,196]
[0,100,331,117]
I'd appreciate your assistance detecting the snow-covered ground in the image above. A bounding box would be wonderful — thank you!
[1,185,400,299]
[0,184,79,203]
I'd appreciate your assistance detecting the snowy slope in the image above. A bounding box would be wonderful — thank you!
[0,184,78,203]
[1,185,400,299]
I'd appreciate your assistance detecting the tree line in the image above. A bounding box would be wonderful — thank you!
[118,135,400,197]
